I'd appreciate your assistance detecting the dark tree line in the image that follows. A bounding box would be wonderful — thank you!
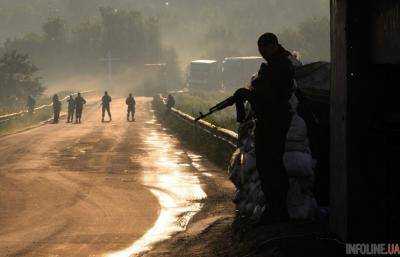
[0,7,164,76]
[1,0,330,63]
[0,50,44,105]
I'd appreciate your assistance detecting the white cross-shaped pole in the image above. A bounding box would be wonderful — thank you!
[100,51,121,89]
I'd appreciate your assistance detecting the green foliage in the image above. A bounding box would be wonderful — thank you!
[0,105,52,136]
[0,50,44,106]
[174,91,237,131]
[42,17,67,43]
[0,90,74,135]
[153,97,235,167]
[0,0,330,80]
[1,7,164,77]
[162,47,182,90]
[279,17,330,62]
[72,18,102,61]
[202,25,240,61]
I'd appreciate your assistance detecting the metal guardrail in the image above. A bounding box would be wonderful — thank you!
[154,94,238,149]
[0,91,94,124]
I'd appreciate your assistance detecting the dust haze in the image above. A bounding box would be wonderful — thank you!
[0,0,330,100]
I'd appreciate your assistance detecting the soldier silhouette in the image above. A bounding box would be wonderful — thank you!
[27,95,35,114]
[126,93,136,122]
[101,91,112,122]
[66,95,75,123]
[251,33,295,224]
[52,94,62,124]
[75,93,86,124]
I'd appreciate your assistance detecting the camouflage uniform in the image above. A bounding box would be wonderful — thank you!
[67,96,75,123]
[126,95,136,121]
[52,95,62,123]
[27,96,35,114]
[101,93,112,122]
[75,95,86,123]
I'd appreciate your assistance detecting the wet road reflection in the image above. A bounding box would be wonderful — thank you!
[106,114,207,257]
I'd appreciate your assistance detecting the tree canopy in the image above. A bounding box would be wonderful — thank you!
[0,50,44,103]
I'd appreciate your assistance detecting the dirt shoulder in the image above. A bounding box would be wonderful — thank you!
[143,156,236,257]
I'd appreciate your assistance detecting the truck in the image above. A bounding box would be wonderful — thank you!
[187,60,220,90]
[222,56,263,90]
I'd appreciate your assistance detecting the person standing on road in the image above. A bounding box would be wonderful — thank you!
[27,95,36,114]
[166,94,175,110]
[66,95,75,123]
[75,92,86,124]
[52,94,62,124]
[101,91,112,122]
[126,93,136,122]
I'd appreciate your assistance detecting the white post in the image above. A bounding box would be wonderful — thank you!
[100,51,121,90]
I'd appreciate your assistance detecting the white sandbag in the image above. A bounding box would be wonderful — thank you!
[287,179,317,220]
[289,93,299,112]
[288,195,317,220]
[286,114,308,142]
[248,180,261,193]
[250,170,260,182]
[245,202,255,214]
[242,137,255,152]
[256,190,266,205]
[286,140,310,153]
[252,204,266,220]
[283,151,314,177]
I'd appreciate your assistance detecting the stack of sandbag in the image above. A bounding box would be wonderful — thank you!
[229,121,266,220]
[284,113,317,220]
[228,95,318,221]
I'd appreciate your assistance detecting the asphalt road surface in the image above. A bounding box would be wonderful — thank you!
[0,97,218,257]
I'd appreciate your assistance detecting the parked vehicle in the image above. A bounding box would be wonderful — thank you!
[222,56,263,90]
[187,60,220,90]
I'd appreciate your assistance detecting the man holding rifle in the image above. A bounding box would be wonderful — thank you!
[197,33,294,224]
[251,33,294,224]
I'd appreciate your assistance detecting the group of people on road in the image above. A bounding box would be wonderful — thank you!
[65,93,87,123]
[51,92,87,124]
[51,92,136,124]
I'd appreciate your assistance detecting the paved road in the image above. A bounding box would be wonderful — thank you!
[0,97,210,257]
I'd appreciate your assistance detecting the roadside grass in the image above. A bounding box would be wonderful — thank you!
[153,97,235,168]
[0,91,75,136]
[0,108,53,136]
[174,90,238,132]
[0,91,73,116]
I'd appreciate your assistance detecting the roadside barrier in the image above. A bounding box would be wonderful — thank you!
[0,90,95,130]
[153,94,238,165]
[0,91,94,125]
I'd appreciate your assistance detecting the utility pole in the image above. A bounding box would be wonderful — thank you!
[100,51,121,90]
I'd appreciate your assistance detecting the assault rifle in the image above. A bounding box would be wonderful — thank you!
[195,61,328,125]
[195,88,251,123]
[195,87,320,126]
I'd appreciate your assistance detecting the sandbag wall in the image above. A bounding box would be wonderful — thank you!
[228,101,318,221]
